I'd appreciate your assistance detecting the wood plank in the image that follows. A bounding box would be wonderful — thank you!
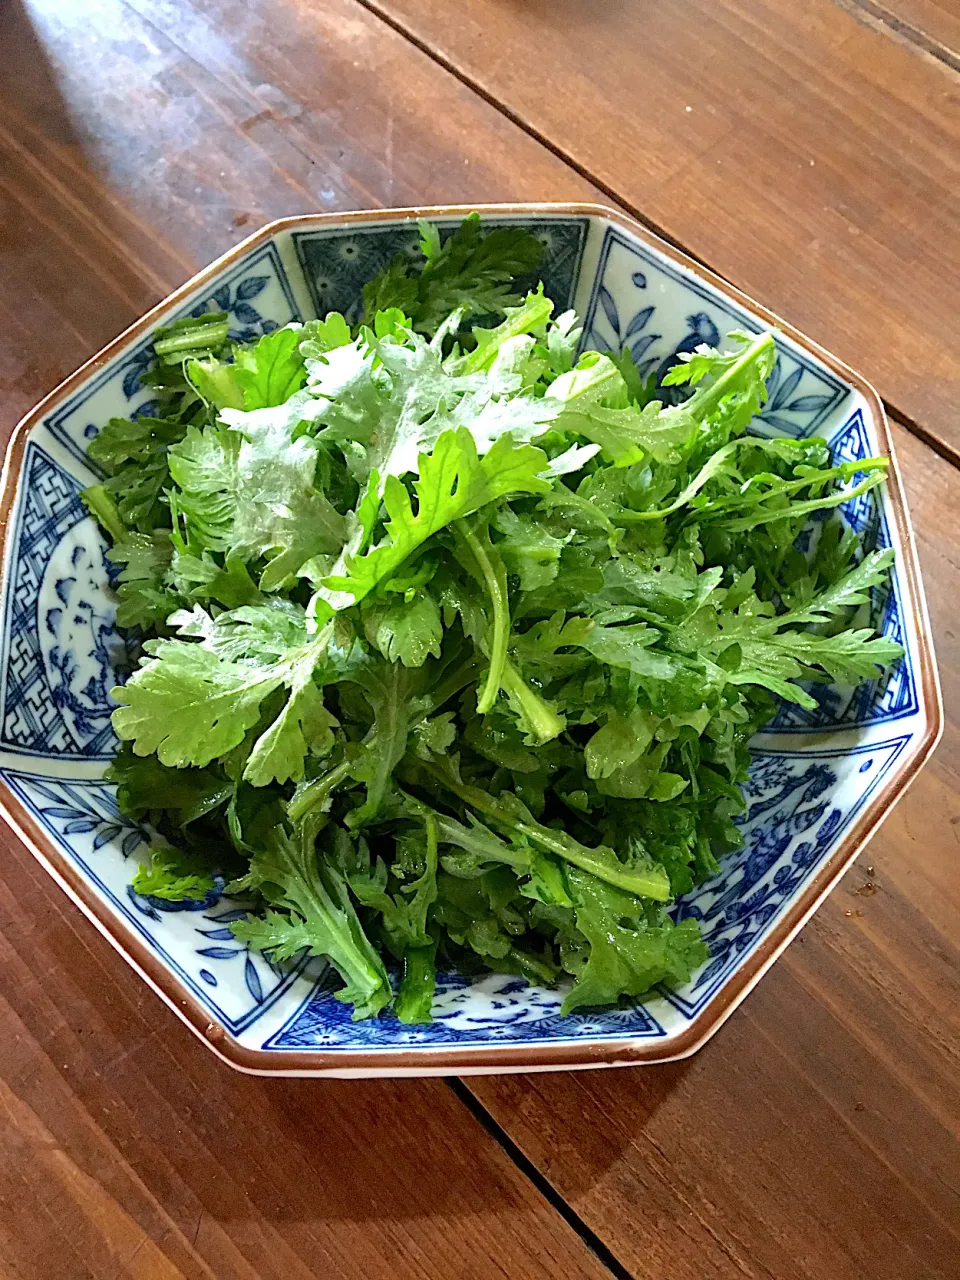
[845,0,960,58]
[467,420,960,1280]
[0,831,610,1280]
[359,0,960,455]
[0,3,611,1276]
[0,0,598,430]
[1,1,958,1275]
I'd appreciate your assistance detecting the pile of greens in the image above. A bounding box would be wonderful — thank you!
[82,214,900,1023]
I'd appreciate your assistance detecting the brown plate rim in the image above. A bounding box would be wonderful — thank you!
[0,201,942,1076]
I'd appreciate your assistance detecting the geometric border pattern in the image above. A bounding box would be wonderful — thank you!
[291,216,589,327]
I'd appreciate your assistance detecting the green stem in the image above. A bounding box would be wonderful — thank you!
[454,519,509,715]
[394,942,438,1024]
[613,445,887,528]
[508,818,669,900]
[287,757,353,823]
[722,469,887,532]
[153,318,230,357]
[392,811,438,1024]
[80,484,126,543]
[501,660,566,745]
[686,330,776,421]
[425,810,438,870]
[421,760,670,901]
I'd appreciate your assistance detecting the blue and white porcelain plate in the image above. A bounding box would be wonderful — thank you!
[0,205,940,1076]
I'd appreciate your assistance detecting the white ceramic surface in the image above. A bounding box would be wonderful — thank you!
[0,205,940,1076]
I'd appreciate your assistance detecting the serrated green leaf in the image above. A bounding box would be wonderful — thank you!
[318,428,550,609]
[229,822,391,1020]
[131,847,218,902]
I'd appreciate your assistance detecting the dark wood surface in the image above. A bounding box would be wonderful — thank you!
[0,1,958,1276]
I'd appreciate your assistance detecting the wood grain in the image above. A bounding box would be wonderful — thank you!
[468,420,960,1280]
[0,829,611,1280]
[1,0,959,1276]
[841,0,960,59]
[0,0,597,430]
[358,0,960,455]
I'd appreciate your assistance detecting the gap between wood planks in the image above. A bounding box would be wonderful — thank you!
[350,0,960,477]
[341,1,960,1267]
[446,1080,635,1280]
[831,0,960,73]
[10,4,952,1270]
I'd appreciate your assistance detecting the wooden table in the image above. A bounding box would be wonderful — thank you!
[1,1,958,1275]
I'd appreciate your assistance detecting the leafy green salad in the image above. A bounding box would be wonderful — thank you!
[82,214,900,1023]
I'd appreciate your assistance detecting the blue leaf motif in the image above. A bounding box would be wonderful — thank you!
[232,301,261,326]
[132,399,162,420]
[93,825,122,849]
[631,271,647,288]
[126,885,161,921]
[64,818,99,835]
[236,276,268,301]
[261,318,279,333]
[197,927,237,941]
[817,808,843,843]
[771,365,802,410]
[32,782,65,804]
[245,956,264,1003]
[206,908,250,923]
[785,394,834,414]
[122,360,147,399]
[760,413,807,433]
[764,358,781,401]
[122,830,143,858]
[197,946,242,959]
[630,333,660,362]
[212,285,231,311]
[624,306,655,339]
[598,286,620,338]
[199,969,218,986]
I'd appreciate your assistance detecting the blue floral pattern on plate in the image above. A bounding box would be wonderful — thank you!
[0,212,930,1063]
[44,242,302,472]
[0,444,126,759]
[581,226,848,439]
